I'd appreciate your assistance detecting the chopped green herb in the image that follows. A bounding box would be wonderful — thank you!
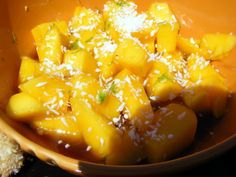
[12,32,17,44]
[109,82,117,94]
[97,91,107,104]
[156,73,172,83]
[70,40,80,50]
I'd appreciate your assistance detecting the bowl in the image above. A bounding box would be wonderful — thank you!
[0,0,236,176]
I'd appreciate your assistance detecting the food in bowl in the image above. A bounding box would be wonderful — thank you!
[6,0,236,165]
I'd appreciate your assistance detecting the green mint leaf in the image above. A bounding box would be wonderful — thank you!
[97,91,107,104]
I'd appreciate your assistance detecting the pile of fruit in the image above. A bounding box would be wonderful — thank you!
[7,0,236,165]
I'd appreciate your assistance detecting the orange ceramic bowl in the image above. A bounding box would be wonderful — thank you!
[0,0,236,176]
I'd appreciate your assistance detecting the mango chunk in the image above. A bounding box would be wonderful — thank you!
[63,49,98,77]
[71,96,118,160]
[114,38,148,77]
[71,74,121,119]
[103,0,133,20]
[32,21,68,45]
[156,23,179,53]
[145,61,182,103]
[148,2,179,53]
[114,69,154,131]
[105,129,144,165]
[7,92,45,121]
[143,38,156,54]
[98,53,118,79]
[182,54,229,117]
[36,25,65,65]
[19,56,41,83]
[32,112,84,145]
[103,0,142,41]
[69,7,104,45]
[71,74,101,100]
[96,91,122,120]
[145,103,197,162]
[89,33,119,78]
[148,3,176,23]
[177,36,202,56]
[164,51,187,73]
[200,33,236,60]
[104,21,121,43]
[71,97,143,164]
[19,75,70,115]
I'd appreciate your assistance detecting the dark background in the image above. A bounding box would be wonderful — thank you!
[15,147,236,177]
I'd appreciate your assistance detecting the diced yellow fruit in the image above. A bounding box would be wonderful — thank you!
[156,23,179,53]
[103,0,144,42]
[164,51,187,73]
[145,61,182,103]
[19,56,41,83]
[71,97,143,164]
[69,7,104,43]
[145,103,197,163]
[183,86,211,112]
[200,33,236,60]
[183,81,229,118]
[97,92,122,120]
[71,74,121,119]
[131,15,158,41]
[148,3,176,23]
[87,33,119,78]
[19,75,70,115]
[32,112,85,145]
[187,54,225,83]
[104,21,121,42]
[7,92,45,122]
[39,61,71,78]
[134,3,178,41]
[182,54,229,117]
[177,36,201,55]
[98,54,119,79]
[103,0,131,21]
[114,38,148,78]
[177,37,209,57]
[148,2,179,53]
[63,49,98,77]
[36,25,65,65]
[143,38,156,53]
[103,1,132,42]
[105,129,144,165]
[114,69,154,131]
[71,74,101,100]
[71,98,113,158]
[183,84,229,118]
[32,21,68,45]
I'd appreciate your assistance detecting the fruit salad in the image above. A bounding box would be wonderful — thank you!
[6,0,236,165]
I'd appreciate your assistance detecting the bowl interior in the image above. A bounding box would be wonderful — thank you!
[0,0,236,176]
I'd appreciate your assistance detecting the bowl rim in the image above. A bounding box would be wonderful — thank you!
[0,115,235,176]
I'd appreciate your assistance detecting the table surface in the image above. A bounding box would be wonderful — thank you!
[15,147,236,177]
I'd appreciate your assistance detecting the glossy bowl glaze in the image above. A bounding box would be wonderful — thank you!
[0,0,236,176]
